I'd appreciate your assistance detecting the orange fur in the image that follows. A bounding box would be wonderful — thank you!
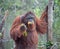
[39,6,48,33]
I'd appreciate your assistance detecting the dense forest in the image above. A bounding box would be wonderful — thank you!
[0,0,60,49]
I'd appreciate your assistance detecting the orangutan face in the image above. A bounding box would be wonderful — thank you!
[23,13,36,29]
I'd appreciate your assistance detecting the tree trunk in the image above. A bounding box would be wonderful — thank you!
[47,0,54,49]
[0,10,8,49]
[48,0,54,42]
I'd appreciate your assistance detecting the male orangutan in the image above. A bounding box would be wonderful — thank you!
[10,6,48,49]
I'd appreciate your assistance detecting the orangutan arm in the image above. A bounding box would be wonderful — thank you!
[36,6,48,34]
[10,16,23,40]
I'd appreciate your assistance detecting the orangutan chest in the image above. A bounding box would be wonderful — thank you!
[20,32,38,45]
